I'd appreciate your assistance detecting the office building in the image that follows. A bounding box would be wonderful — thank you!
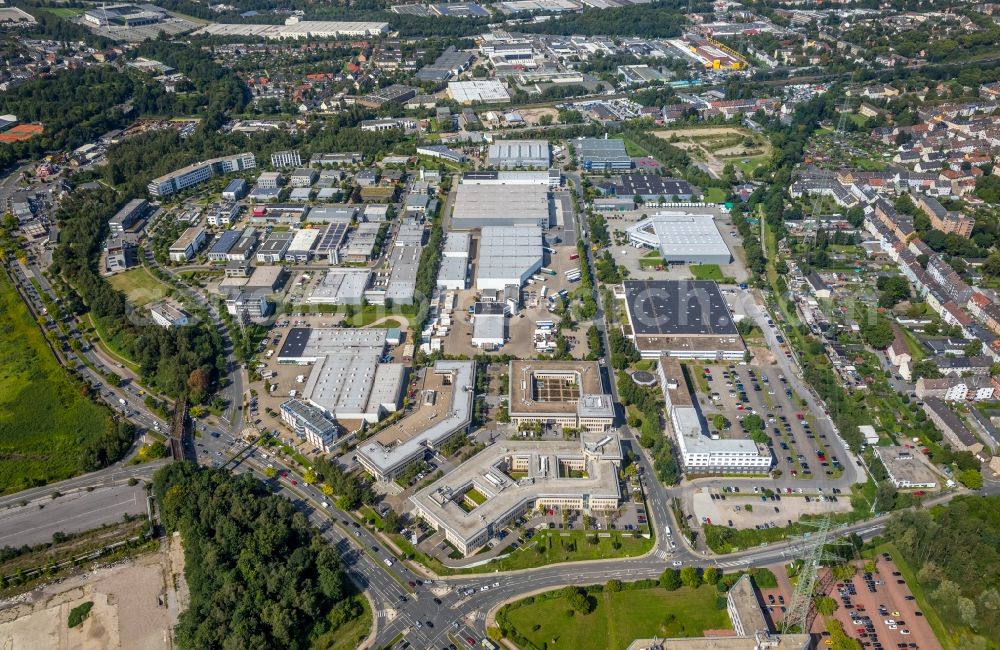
[148,301,189,329]
[147,153,256,197]
[575,137,631,172]
[168,227,207,262]
[411,433,622,556]
[658,356,772,473]
[271,150,302,168]
[222,178,249,201]
[108,199,148,238]
[357,361,475,482]
[508,360,615,432]
[225,292,271,319]
[280,399,347,454]
[462,169,560,187]
[255,231,293,263]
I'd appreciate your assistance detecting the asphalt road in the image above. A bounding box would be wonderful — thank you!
[0,483,148,548]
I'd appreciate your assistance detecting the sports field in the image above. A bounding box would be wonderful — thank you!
[0,272,110,495]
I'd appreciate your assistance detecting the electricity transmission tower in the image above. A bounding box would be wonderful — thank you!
[781,515,854,635]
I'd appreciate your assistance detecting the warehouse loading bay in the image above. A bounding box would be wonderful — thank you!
[443,235,592,359]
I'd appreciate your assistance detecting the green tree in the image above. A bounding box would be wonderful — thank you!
[703,567,720,585]
[680,566,701,588]
[659,568,681,590]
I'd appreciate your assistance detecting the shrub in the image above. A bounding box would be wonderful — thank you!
[68,601,93,628]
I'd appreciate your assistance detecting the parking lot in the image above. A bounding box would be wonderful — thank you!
[824,553,939,650]
[695,363,847,483]
[690,488,851,530]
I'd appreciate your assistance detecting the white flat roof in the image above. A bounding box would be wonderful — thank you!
[626,213,730,261]
[477,225,544,285]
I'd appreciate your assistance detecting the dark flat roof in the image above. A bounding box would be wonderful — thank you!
[624,280,738,336]
[277,327,311,358]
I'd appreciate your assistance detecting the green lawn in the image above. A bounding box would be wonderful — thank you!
[704,187,727,203]
[0,272,111,495]
[310,593,371,650]
[623,139,650,157]
[732,155,768,176]
[487,530,653,572]
[107,267,172,307]
[44,7,84,17]
[504,585,729,650]
[465,487,487,505]
[690,264,724,281]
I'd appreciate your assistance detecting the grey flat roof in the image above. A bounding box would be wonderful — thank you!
[357,360,475,475]
[452,184,550,227]
[277,327,387,361]
[486,139,550,168]
[477,225,543,283]
[624,280,738,336]
[575,137,630,163]
[473,312,505,341]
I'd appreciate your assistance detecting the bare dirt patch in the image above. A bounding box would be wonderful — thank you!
[518,107,559,125]
[0,538,186,650]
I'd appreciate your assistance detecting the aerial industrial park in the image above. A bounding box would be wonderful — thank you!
[1,2,999,650]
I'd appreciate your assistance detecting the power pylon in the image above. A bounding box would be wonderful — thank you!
[781,514,854,635]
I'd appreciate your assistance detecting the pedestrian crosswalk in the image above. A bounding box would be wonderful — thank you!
[474,611,487,621]
[654,549,670,560]
[718,559,751,568]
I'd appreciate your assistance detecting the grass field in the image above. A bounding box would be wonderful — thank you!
[107,267,171,307]
[505,584,729,650]
[43,7,84,16]
[704,187,728,203]
[690,264,724,281]
[311,593,371,650]
[0,272,110,495]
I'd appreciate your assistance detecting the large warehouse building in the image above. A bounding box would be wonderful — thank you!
[410,433,623,556]
[622,280,745,359]
[274,327,405,426]
[658,356,772,474]
[475,226,544,291]
[626,213,732,265]
[485,139,551,169]
[451,183,551,230]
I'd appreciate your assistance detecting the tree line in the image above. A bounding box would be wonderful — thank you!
[883,495,1000,646]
